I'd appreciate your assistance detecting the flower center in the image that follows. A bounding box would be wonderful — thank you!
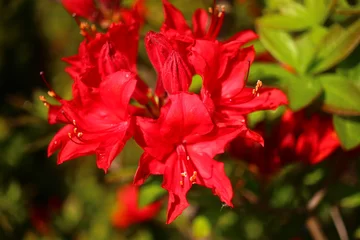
[176,144,198,186]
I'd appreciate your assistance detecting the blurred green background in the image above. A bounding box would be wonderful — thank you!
[1,0,360,239]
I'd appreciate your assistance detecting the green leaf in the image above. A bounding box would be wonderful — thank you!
[257,27,298,69]
[337,62,360,88]
[270,184,295,208]
[258,2,312,31]
[247,111,266,128]
[257,14,310,31]
[192,216,212,239]
[303,168,325,186]
[333,115,360,150]
[311,19,360,74]
[295,26,328,74]
[341,193,360,208]
[138,183,166,208]
[304,0,335,25]
[249,63,295,85]
[189,74,203,93]
[287,76,323,111]
[265,0,296,10]
[318,74,360,115]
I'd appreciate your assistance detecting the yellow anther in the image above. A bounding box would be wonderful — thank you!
[39,96,46,102]
[47,91,56,97]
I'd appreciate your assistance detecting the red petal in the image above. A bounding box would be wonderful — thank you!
[223,30,258,46]
[191,152,234,207]
[48,105,62,124]
[57,138,99,165]
[97,41,130,78]
[100,71,137,120]
[135,116,174,159]
[162,51,192,94]
[166,192,189,224]
[48,125,72,157]
[95,127,131,172]
[162,153,191,224]
[222,87,288,116]
[108,23,140,73]
[112,184,162,228]
[145,32,173,96]
[188,126,244,158]
[161,0,191,34]
[160,93,214,141]
[192,9,208,37]
[134,153,165,185]
[62,0,99,20]
[312,130,340,164]
[295,115,340,164]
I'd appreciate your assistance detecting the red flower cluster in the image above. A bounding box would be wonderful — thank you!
[62,0,145,28]
[230,110,340,178]
[112,184,162,228]
[43,0,287,223]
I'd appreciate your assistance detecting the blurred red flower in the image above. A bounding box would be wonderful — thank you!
[230,110,341,178]
[112,184,162,228]
[61,0,145,27]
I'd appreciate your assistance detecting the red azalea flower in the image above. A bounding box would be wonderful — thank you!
[61,0,145,27]
[229,110,341,178]
[192,41,287,122]
[186,40,287,145]
[47,71,136,172]
[134,93,243,223]
[112,184,162,228]
[161,0,258,42]
[30,197,63,235]
[63,22,149,105]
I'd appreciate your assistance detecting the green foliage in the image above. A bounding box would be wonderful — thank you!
[333,115,360,150]
[1,0,360,239]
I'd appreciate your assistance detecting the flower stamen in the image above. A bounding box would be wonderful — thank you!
[190,171,197,184]
[39,96,50,108]
[252,80,262,96]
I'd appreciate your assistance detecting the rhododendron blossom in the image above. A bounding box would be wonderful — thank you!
[112,184,162,228]
[230,110,341,178]
[44,0,287,223]
[62,0,145,27]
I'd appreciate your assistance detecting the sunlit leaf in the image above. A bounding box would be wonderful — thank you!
[304,0,335,25]
[295,26,328,74]
[333,115,360,150]
[257,27,298,69]
[287,76,322,111]
[249,63,295,85]
[138,183,166,208]
[319,74,360,115]
[341,193,360,208]
[311,19,360,73]
[189,74,203,93]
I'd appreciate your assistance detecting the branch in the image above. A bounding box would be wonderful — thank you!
[330,205,349,240]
